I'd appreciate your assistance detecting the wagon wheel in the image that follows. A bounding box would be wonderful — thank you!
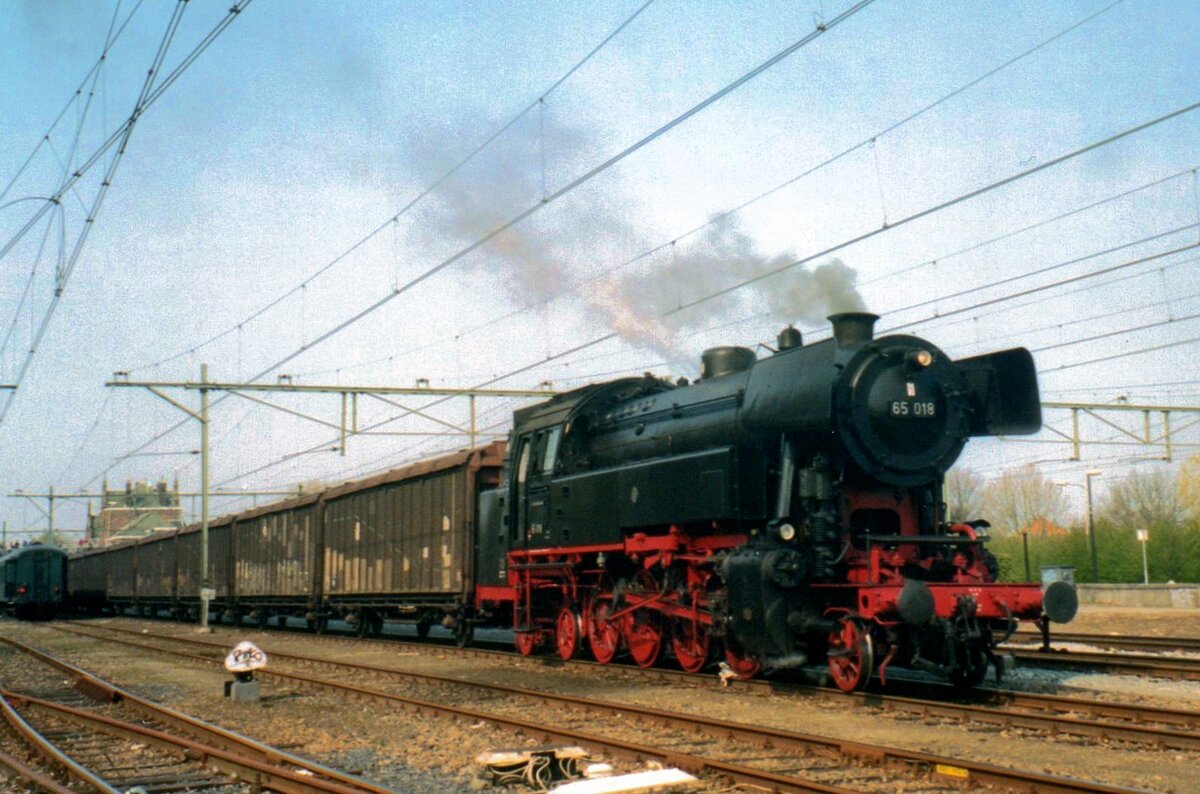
[307,615,328,634]
[354,611,372,638]
[723,648,761,680]
[415,615,433,639]
[255,610,270,630]
[671,616,711,673]
[585,596,622,665]
[555,607,585,660]
[453,617,474,648]
[514,630,540,657]
[275,614,288,629]
[827,616,874,693]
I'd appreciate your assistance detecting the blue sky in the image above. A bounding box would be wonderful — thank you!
[0,0,1197,536]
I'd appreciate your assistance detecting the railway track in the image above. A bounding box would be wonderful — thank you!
[1009,631,1200,654]
[68,619,1200,750]
[0,633,401,794]
[1008,647,1200,681]
[137,607,1200,682]
[46,620,1175,793]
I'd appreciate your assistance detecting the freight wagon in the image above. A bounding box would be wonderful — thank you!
[68,443,504,640]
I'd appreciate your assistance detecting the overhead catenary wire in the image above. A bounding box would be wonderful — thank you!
[0,1,255,433]
[0,0,192,428]
[125,0,661,375]
[450,99,1200,403]
[0,0,146,207]
[83,1,874,487]
[880,225,1200,333]
[285,0,1140,384]
[175,100,1200,494]
[914,249,1200,341]
[0,1,255,267]
[862,167,1195,287]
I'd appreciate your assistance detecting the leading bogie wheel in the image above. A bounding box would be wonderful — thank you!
[827,616,874,693]
[950,645,990,690]
[723,648,761,680]
[514,630,539,656]
[556,607,584,661]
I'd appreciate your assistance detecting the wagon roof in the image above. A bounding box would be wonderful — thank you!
[322,440,506,501]
[2,543,68,562]
[156,441,508,537]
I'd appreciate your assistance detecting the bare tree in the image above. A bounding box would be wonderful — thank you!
[1179,453,1200,519]
[981,464,1071,536]
[1100,468,1184,529]
[945,467,984,524]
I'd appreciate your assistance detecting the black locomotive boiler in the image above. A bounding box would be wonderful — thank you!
[474,313,1077,690]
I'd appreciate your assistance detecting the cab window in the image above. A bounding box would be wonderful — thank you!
[541,427,561,475]
[516,438,532,485]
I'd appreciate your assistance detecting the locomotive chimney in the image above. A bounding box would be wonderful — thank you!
[776,325,802,351]
[700,346,756,379]
[828,312,879,348]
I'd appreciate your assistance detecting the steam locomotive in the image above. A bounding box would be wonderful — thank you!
[69,312,1075,692]
[473,312,1076,690]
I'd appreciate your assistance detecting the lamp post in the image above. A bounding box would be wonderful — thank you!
[1021,530,1031,581]
[1084,470,1103,582]
[1136,528,1149,584]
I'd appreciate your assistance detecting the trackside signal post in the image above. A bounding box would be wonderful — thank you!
[105,366,557,628]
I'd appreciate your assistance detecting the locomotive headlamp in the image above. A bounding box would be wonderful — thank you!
[906,349,933,369]
[777,523,797,542]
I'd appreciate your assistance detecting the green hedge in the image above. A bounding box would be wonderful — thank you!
[990,518,1200,584]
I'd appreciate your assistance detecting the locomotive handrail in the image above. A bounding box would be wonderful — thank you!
[862,535,989,545]
[509,561,579,571]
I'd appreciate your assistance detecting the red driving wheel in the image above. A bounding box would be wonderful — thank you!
[586,597,621,664]
[671,617,710,673]
[827,616,874,692]
[623,611,663,668]
[555,607,584,661]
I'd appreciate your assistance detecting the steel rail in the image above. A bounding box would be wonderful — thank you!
[1009,631,1200,654]
[0,689,119,794]
[1010,648,1200,680]
[76,622,1200,750]
[55,623,1155,793]
[0,745,77,794]
[3,689,375,794]
[0,634,398,794]
[70,621,1200,744]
